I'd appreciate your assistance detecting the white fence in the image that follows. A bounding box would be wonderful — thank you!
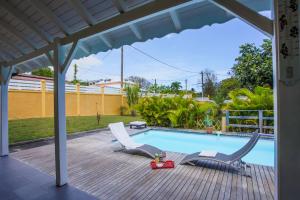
[9,79,122,95]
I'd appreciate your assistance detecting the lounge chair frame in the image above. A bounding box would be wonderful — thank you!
[180,132,260,176]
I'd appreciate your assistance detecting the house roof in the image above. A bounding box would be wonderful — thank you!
[0,0,271,73]
[12,73,53,82]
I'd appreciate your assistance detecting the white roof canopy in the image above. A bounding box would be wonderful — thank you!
[0,0,271,73]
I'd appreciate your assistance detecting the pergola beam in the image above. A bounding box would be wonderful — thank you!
[99,35,113,48]
[0,33,27,54]
[0,49,16,61]
[60,0,192,45]
[0,1,53,43]
[169,10,182,31]
[113,0,127,13]
[78,42,90,54]
[30,0,72,35]
[0,21,37,49]
[113,0,143,40]
[129,24,143,40]
[66,0,96,26]
[209,0,273,37]
[0,39,24,56]
[7,0,193,66]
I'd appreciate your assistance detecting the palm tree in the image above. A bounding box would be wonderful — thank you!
[170,81,182,94]
[125,84,140,116]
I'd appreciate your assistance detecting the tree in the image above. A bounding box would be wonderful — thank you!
[213,78,241,105]
[73,64,78,83]
[232,39,272,89]
[127,76,151,89]
[202,69,217,98]
[31,67,53,77]
[170,81,182,94]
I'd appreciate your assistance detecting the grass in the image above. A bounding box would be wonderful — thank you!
[9,115,142,144]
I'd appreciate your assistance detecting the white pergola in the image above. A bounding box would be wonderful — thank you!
[0,0,298,199]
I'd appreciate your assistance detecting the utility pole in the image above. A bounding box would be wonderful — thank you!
[154,78,157,94]
[121,46,124,89]
[200,71,204,99]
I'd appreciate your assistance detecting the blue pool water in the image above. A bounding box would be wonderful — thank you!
[132,130,274,166]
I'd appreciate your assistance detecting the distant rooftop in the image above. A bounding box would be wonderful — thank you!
[12,74,53,82]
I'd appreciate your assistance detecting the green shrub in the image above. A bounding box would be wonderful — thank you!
[137,96,218,129]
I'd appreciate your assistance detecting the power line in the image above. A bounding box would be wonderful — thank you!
[129,45,199,74]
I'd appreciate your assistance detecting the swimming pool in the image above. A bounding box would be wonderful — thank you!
[131,129,274,166]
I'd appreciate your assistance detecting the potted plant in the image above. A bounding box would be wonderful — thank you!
[203,114,214,134]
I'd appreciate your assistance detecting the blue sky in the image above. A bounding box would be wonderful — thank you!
[68,12,270,91]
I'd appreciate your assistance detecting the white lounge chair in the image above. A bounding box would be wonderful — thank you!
[108,122,164,158]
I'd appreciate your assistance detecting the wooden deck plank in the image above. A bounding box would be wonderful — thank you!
[217,165,230,200]
[126,154,184,200]
[11,129,275,200]
[192,162,216,200]
[254,165,268,200]
[246,166,255,200]
[211,164,225,200]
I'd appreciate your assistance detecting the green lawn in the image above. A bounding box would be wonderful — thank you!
[9,115,142,144]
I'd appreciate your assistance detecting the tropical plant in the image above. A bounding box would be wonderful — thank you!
[224,86,273,110]
[125,84,140,116]
[137,96,218,129]
[203,115,213,127]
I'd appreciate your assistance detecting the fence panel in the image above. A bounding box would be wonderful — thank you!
[9,79,41,91]
[225,110,274,134]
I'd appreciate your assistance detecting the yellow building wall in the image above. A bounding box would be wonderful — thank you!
[9,91,42,119]
[66,93,77,116]
[8,90,125,120]
[104,94,123,115]
[80,93,102,116]
[45,92,54,117]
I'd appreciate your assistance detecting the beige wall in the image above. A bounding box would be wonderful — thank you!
[8,90,125,120]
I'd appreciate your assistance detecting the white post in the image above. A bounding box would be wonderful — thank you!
[273,1,300,199]
[52,38,78,186]
[0,66,13,157]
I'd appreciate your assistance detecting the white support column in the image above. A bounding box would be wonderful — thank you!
[273,1,300,199]
[0,66,13,156]
[209,0,273,38]
[51,39,78,186]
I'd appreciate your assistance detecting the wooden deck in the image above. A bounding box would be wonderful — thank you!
[11,129,274,200]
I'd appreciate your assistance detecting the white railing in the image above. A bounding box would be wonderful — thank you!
[9,79,41,91]
[8,79,123,95]
[225,110,274,133]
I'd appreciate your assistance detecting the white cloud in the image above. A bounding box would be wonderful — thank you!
[66,55,103,80]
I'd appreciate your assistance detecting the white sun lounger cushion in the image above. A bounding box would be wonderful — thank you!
[199,151,217,157]
[129,121,146,125]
